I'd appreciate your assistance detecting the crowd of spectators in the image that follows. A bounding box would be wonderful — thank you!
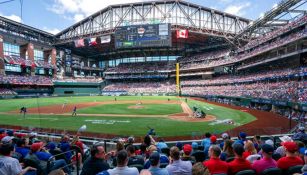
[103,81,176,94]
[4,55,34,67]
[1,128,306,175]
[0,75,53,86]
[54,76,103,83]
[239,14,307,52]
[105,61,175,74]
[177,50,230,64]
[4,55,54,68]
[35,61,55,69]
[182,80,307,103]
[0,88,17,96]
[179,28,307,70]
[181,67,307,86]
[105,73,169,80]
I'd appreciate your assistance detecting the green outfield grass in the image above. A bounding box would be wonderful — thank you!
[78,103,182,115]
[0,96,256,137]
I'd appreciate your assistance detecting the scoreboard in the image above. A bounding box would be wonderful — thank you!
[115,23,171,49]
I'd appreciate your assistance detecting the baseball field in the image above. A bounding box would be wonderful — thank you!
[0,96,291,140]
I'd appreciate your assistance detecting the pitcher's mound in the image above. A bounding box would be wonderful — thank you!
[128,105,145,109]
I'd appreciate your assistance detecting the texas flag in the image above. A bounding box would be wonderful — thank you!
[89,37,97,46]
[176,29,188,38]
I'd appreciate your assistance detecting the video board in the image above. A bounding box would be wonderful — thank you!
[115,23,171,49]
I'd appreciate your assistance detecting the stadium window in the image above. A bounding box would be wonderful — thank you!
[152,57,160,61]
[3,42,20,56]
[34,49,44,61]
[5,64,21,72]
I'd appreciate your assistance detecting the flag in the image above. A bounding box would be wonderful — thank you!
[176,29,188,38]
[74,39,85,48]
[100,35,111,44]
[89,37,97,46]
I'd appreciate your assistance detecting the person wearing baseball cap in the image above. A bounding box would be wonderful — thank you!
[277,141,304,171]
[25,141,71,174]
[252,144,277,174]
[148,152,169,175]
[181,144,195,162]
[210,135,217,145]
[292,126,307,142]
[275,135,293,157]
[220,133,229,149]
[234,132,247,146]
[1,136,14,144]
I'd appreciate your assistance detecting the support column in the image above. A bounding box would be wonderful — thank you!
[21,43,35,75]
[0,35,5,75]
[51,49,57,77]
[43,48,57,77]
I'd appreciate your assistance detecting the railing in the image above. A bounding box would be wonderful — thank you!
[47,149,81,175]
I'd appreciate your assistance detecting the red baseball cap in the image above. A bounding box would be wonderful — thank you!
[183,144,192,155]
[15,133,27,138]
[210,135,217,143]
[282,141,298,153]
[31,142,44,152]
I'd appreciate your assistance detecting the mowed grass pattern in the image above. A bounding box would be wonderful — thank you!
[0,96,256,137]
[77,103,182,115]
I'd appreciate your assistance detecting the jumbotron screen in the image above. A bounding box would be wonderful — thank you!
[115,23,171,49]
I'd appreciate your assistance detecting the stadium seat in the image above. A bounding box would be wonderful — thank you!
[287,165,303,174]
[12,152,23,162]
[261,168,282,175]
[24,158,45,175]
[160,163,169,168]
[235,170,256,175]
[129,164,144,172]
[226,156,235,162]
[191,151,206,162]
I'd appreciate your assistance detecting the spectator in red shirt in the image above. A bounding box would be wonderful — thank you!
[203,145,228,174]
[277,141,304,170]
[228,143,252,175]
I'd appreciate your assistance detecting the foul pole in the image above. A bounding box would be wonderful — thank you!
[176,62,180,95]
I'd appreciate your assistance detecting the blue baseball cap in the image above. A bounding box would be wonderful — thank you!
[191,142,198,149]
[239,132,247,139]
[6,130,14,136]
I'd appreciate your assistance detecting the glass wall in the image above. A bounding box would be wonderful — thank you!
[108,56,179,67]
[34,49,44,61]
[3,42,20,56]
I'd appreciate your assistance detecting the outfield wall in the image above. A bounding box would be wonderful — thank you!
[182,94,307,112]
[53,81,102,96]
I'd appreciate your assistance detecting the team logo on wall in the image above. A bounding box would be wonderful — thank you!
[138,27,145,37]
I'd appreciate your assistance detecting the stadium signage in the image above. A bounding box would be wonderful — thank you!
[115,23,171,49]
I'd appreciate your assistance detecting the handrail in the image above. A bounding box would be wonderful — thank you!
[47,149,80,175]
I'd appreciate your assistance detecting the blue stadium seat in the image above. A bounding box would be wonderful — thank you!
[261,167,282,175]
[287,165,303,174]
[235,169,256,175]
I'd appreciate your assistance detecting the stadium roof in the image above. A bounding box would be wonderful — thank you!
[55,0,251,39]
[234,0,307,47]
[0,16,55,46]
